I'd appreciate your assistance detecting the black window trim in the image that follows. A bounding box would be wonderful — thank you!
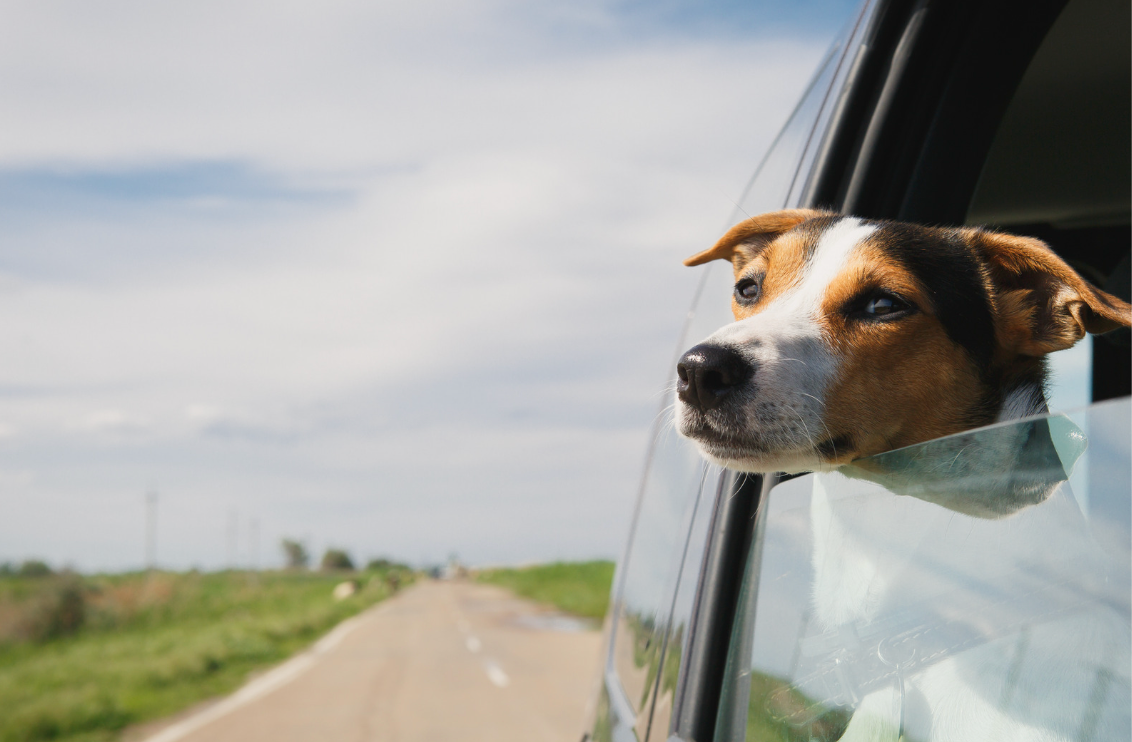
[669,471,766,741]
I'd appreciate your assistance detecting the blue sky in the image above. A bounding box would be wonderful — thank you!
[0,0,859,571]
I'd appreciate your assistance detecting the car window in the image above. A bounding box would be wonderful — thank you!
[713,397,1131,741]
[736,27,846,217]
[601,44,851,735]
[606,434,707,733]
[600,247,739,738]
[644,463,723,739]
[627,45,853,736]
[612,8,869,740]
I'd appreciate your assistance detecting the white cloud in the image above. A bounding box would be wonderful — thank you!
[70,408,149,435]
[0,0,835,570]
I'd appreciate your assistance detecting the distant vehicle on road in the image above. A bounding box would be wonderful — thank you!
[586,0,1131,739]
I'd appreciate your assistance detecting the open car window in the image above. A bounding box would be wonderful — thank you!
[714,397,1131,741]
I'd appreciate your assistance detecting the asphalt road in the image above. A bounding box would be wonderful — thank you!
[141,580,603,742]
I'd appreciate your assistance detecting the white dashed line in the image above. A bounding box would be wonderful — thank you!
[483,660,510,688]
[455,613,506,688]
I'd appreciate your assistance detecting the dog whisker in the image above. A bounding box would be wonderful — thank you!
[799,392,827,409]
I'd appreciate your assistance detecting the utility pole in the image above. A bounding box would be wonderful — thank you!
[145,490,158,570]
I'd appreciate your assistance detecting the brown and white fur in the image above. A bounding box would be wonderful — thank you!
[676,210,1132,742]
[675,209,1130,473]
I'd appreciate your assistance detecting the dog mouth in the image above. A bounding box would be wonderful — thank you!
[678,408,852,466]
[678,413,788,459]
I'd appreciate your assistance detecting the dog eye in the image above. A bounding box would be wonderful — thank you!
[734,278,761,303]
[855,292,912,319]
[865,296,899,315]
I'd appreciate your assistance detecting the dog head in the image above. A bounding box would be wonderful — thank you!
[675,209,1131,473]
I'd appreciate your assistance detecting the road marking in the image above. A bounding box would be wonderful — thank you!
[465,635,482,653]
[483,660,510,688]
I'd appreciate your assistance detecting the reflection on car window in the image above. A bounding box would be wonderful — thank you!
[736,35,843,216]
[608,427,708,728]
[649,463,723,737]
[602,31,853,736]
[715,398,1132,742]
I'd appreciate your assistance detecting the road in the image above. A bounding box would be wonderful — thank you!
[140,580,603,742]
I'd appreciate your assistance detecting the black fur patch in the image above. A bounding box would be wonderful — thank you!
[816,434,854,461]
[867,222,997,374]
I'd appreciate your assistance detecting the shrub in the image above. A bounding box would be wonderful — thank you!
[18,560,53,578]
[27,576,87,641]
[280,539,310,569]
[320,549,354,571]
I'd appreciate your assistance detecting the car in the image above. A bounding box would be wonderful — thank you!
[584,0,1131,739]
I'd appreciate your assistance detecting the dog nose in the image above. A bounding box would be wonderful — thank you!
[676,344,751,411]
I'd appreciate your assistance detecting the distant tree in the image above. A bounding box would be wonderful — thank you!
[18,560,53,578]
[0,562,13,576]
[365,558,398,571]
[320,549,354,571]
[281,539,310,569]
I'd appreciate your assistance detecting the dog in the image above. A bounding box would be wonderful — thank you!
[675,210,1132,741]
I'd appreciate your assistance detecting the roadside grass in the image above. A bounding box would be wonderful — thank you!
[475,560,615,620]
[0,567,413,742]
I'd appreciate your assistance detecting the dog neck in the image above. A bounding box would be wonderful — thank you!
[996,361,1050,423]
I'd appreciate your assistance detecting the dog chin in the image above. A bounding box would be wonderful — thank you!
[678,421,828,473]
[694,443,832,474]
[676,403,838,473]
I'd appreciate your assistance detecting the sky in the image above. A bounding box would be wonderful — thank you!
[0,0,860,571]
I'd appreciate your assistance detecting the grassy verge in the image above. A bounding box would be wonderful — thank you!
[0,567,412,742]
[475,560,615,620]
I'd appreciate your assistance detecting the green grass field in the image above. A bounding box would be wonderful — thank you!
[475,560,615,620]
[0,567,412,742]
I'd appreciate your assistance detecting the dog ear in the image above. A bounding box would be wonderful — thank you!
[683,209,828,268]
[967,228,1132,355]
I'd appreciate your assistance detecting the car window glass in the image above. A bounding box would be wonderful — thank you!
[736,38,843,216]
[601,260,739,738]
[609,430,708,726]
[603,50,846,730]
[791,0,874,207]
[714,397,1132,741]
[618,12,862,738]
[1046,335,1093,413]
[646,463,724,739]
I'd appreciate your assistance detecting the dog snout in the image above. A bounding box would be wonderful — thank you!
[676,344,751,411]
